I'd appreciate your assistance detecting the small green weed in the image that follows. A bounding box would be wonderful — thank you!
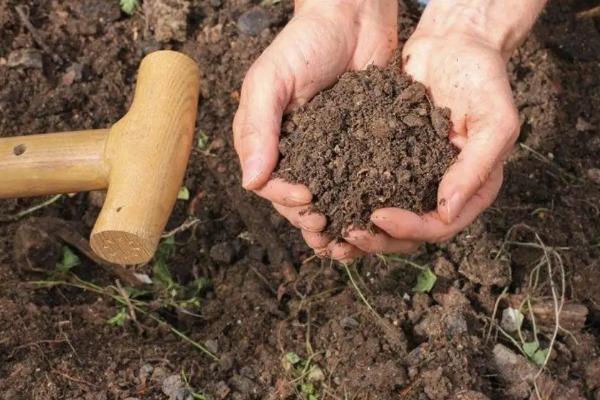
[177,186,190,201]
[283,352,324,400]
[120,0,139,15]
[33,238,217,361]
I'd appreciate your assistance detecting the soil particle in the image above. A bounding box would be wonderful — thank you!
[6,48,43,69]
[459,240,512,286]
[13,220,62,273]
[586,358,600,390]
[237,7,271,36]
[209,241,237,264]
[587,167,600,184]
[144,0,191,42]
[452,391,490,400]
[162,374,190,400]
[422,367,453,400]
[276,65,457,237]
[434,256,458,279]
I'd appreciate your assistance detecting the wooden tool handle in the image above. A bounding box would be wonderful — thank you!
[0,129,110,198]
[90,51,201,265]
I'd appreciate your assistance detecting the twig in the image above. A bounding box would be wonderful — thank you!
[0,194,62,222]
[576,5,600,19]
[485,287,508,344]
[15,5,62,64]
[162,218,202,238]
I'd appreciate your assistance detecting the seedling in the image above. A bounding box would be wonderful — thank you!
[120,0,140,15]
[377,254,438,293]
[283,352,324,400]
[33,237,217,361]
[178,186,190,201]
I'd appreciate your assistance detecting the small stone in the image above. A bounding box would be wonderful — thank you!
[215,381,231,399]
[431,108,452,138]
[62,63,84,86]
[209,242,236,264]
[162,375,185,398]
[585,358,600,390]
[576,117,594,132]
[139,364,154,385]
[219,352,235,371]
[452,391,490,400]
[402,114,426,128]
[151,366,168,382]
[229,374,257,395]
[340,316,359,329]
[144,0,191,42]
[587,168,600,185]
[433,256,457,279]
[237,7,271,36]
[205,339,219,354]
[7,49,43,69]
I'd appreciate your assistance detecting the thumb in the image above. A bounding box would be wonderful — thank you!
[233,60,292,190]
[437,104,519,223]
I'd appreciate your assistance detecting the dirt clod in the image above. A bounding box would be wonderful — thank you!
[144,0,191,42]
[6,49,43,69]
[276,66,457,236]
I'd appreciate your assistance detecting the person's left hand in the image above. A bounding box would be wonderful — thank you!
[324,7,521,258]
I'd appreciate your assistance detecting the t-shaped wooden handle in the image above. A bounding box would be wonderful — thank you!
[0,50,201,265]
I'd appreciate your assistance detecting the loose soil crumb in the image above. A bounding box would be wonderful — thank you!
[276,65,457,237]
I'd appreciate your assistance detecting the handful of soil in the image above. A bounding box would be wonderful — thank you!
[275,65,458,238]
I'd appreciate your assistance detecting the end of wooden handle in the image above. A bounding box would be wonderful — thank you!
[90,50,201,265]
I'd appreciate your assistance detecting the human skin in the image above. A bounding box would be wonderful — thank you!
[233,0,547,262]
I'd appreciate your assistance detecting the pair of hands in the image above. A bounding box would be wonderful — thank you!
[233,0,530,262]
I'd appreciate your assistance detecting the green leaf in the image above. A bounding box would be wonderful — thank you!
[412,267,437,293]
[56,246,81,273]
[286,352,301,365]
[532,348,549,366]
[197,130,209,150]
[156,236,176,261]
[522,341,539,357]
[301,383,315,395]
[260,0,282,5]
[178,186,190,201]
[107,308,129,326]
[119,0,139,15]
[308,395,319,400]
[153,259,174,288]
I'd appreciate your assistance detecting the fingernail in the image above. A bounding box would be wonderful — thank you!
[242,158,263,188]
[444,192,463,222]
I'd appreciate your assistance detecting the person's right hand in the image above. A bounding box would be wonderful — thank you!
[233,0,398,262]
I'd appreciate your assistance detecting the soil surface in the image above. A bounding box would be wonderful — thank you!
[1,1,600,400]
[277,67,456,237]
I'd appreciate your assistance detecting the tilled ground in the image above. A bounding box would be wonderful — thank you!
[0,1,599,399]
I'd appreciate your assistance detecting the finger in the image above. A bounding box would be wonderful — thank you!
[233,57,292,190]
[302,230,331,250]
[254,178,312,207]
[327,241,364,262]
[437,89,519,223]
[344,228,421,254]
[272,203,327,232]
[372,165,503,242]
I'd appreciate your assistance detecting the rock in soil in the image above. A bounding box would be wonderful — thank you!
[237,7,271,36]
[144,0,190,42]
[275,63,457,237]
[6,49,43,69]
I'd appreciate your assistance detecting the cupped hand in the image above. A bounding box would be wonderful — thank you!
[345,5,521,256]
[233,0,398,261]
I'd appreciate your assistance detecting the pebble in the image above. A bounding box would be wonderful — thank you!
[62,63,84,86]
[7,49,43,69]
[587,168,600,185]
[237,7,271,36]
[205,339,219,354]
[209,241,237,263]
[162,375,191,400]
[340,316,359,329]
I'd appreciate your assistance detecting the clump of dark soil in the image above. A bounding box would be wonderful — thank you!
[276,65,457,237]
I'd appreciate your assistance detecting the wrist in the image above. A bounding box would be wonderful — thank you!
[413,0,547,59]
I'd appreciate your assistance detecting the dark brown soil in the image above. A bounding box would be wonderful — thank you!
[276,67,456,237]
[1,1,600,399]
